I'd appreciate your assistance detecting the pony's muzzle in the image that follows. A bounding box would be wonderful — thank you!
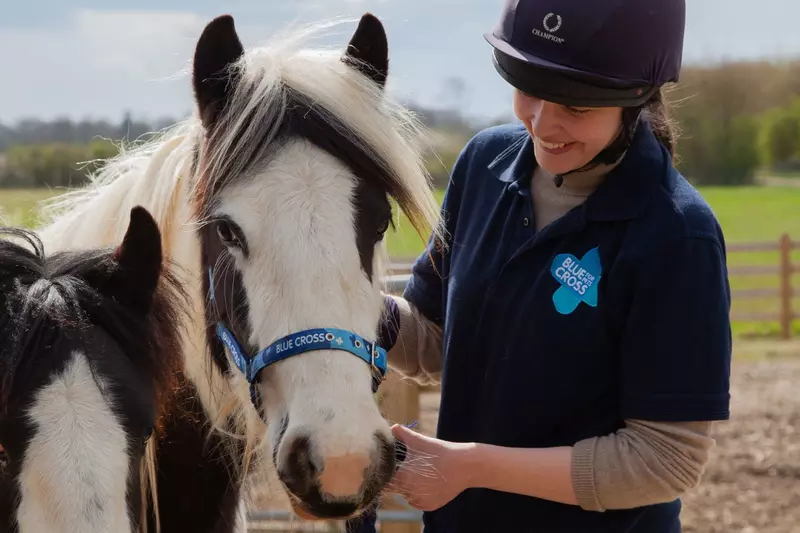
[277,429,396,519]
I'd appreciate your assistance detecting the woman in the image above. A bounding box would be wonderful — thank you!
[378,0,732,532]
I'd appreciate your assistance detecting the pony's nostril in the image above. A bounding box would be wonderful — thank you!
[287,434,318,476]
[279,433,318,497]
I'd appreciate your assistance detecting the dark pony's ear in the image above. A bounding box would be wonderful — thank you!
[109,206,163,315]
[193,14,245,129]
[343,13,388,88]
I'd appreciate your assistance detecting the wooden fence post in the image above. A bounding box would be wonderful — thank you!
[377,371,421,533]
[779,233,793,339]
[373,267,422,533]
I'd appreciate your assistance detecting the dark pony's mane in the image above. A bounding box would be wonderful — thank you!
[0,226,188,421]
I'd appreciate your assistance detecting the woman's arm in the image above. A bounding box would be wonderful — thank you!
[381,294,444,386]
[466,419,715,510]
[466,442,579,505]
[572,419,714,510]
[391,418,715,512]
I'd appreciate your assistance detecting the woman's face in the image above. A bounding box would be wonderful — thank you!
[513,90,623,175]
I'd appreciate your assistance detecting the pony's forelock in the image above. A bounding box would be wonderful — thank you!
[193,19,442,244]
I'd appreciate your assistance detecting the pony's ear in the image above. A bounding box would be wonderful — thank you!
[193,14,245,129]
[343,13,388,88]
[109,206,163,315]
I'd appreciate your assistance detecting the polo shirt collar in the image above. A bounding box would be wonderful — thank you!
[486,119,670,222]
[487,128,532,185]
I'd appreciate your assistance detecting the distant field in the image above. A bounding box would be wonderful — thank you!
[0,188,59,228]
[2,185,798,338]
[673,187,800,339]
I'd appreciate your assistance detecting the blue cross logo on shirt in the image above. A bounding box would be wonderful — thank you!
[550,247,602,315]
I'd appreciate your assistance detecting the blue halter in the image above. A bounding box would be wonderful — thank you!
[207,268,388,406]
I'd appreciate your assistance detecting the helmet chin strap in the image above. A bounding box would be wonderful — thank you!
[552,107,642,187]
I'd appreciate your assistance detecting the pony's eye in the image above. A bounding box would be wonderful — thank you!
[376,218,390,237]
[215,218,249,256]
[216,219,242,249]
[0,445,8,470]
[216,220,235,244]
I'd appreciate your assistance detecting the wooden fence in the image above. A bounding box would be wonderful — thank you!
[726,233,798,339]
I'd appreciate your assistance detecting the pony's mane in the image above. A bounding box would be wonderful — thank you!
[0,227,188,418]
[38,19,444,252]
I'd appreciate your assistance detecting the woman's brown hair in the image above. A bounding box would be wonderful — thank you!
[628,87,680,159]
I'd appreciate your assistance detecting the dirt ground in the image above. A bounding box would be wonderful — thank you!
[416,343,800,533]
[679,354,800,533]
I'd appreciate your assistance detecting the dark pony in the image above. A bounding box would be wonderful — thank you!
[0,206,187,533]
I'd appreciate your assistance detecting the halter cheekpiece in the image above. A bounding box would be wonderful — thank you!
[207,268,388,406]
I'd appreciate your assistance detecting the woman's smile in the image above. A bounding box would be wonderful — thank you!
[535,136,577,155]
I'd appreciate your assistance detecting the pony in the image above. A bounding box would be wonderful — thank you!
[0,206,187,533]
[35,11,441,530]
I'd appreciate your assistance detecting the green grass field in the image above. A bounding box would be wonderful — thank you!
[2,185,798,339]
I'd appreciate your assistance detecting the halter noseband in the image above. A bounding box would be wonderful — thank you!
[207,268,388,406]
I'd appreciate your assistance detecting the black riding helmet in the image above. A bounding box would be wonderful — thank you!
[484,0,686,183]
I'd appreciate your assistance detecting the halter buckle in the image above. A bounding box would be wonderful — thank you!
[370,343,385,382]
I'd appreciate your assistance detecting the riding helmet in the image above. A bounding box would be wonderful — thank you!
[484,0,686,108]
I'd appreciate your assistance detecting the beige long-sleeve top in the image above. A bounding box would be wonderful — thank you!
[385,161,717,512]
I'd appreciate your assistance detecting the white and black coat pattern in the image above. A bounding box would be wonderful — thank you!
[0,207,187,533]
[35,12,442,531]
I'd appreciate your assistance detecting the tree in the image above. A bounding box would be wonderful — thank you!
[757,98,800,169]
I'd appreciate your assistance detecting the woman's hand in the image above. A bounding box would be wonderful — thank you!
[388,424,580,510]
[388,424,477,511]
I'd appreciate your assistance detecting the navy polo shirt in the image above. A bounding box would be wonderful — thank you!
[402,119,732,533]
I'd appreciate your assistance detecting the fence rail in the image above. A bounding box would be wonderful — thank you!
[246,234,798,532]
[726,233,798,338]
[247,506,423,532]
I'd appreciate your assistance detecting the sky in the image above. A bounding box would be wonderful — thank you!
[1,0,798,124]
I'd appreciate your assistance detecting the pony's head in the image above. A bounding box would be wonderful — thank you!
[190,13,440,518]
[0,207,185,533]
